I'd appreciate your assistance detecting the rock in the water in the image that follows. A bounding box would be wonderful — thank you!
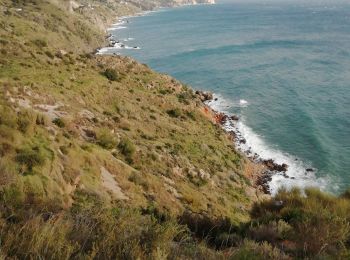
[239,139,246,144]
[263,159,288,172]
[230,115,239,121]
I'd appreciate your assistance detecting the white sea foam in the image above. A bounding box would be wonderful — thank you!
[96,44,140,54]
[112,20,125,26]
[107,26,127,31]
[206,94,233,112]
[114,42,140,49]
[104,14,143,51]
[125,46,141,50]
[206,94,335,195]
[96,47,120,55]
[104,7,168,52]
[206,94,249,110]
[239,99,248,106]
[122,38,135,42]
[235,120,333,194]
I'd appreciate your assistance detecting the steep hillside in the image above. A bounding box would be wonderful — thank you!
[1,0,350,259]
[0,0,261,216]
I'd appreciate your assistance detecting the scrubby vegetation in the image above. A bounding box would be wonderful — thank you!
[0,0,349,259]
[102,68,119,81]
[248,188,350,258]
[52,117,65,128]
[1,186,350,259]
[96,128,117,149]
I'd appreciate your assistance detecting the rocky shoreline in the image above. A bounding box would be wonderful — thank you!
[96,1,216,55]
[94,2,306,195]
[196,90,301,194]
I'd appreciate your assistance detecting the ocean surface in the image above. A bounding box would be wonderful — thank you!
[103,1,350,194]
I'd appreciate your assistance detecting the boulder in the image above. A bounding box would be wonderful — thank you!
[263,159,288,172]
[214,112,228,124]
[256,171,273,194]
[239,139,246,144]
[195,90,213,102]
[230,115,239,121]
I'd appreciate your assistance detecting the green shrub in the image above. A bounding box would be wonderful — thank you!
[0,216,75,259]
[166,108,182,118]
[0,125,16,142]
[118,138,135,158]
[0,159,17,187]
[15,146,46,171]
[231,240,288,260]
[32,39,48,48]
[185,111,196,120]
[128,172,148,190]
[44,50,54,59]
[177,91,194,104]
[0,182,25,210]
[0,105,17,128]
[96,128,117,149]
[179,211,239,249]
[52,117,65,128]
[84,53,94,59]
[250,188,350,258]
[17,111,35,133]
[102,68,119,81]
[159,89,171,95]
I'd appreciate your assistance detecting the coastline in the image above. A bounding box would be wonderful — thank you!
[198,92,285,194]
[203,93,334,195]
[96,2,277,195]
[94,1,320,195]
[96,1,216,55]
[96,10,160,55]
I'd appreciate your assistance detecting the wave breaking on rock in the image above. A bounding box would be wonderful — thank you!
[205,93,334,195]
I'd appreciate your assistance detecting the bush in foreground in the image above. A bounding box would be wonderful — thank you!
[250,187,350,258]
[0,187,350,259]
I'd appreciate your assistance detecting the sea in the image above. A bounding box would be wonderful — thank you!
[100,0,350,194]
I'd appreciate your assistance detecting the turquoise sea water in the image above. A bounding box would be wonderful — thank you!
[104,1,350,193]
